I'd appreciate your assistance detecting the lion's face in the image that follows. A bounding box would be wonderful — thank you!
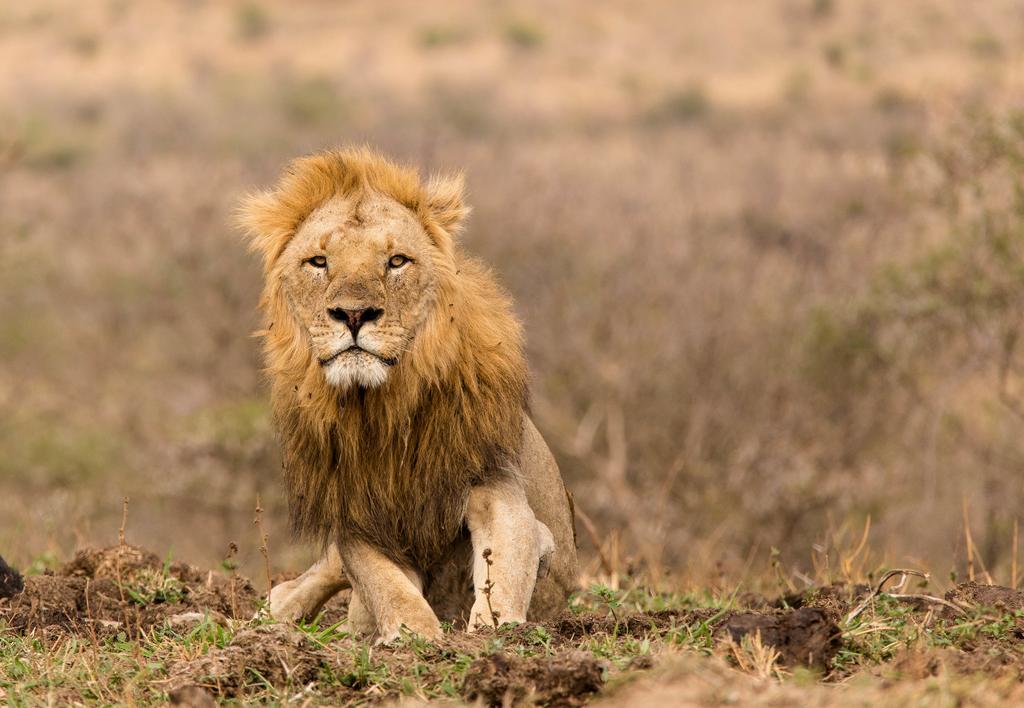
[278,190,441,390]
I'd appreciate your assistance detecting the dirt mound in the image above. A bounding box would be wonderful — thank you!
[462,650,606,707]
[891,647,1024,681]
[0,554,23,599]
[167,624,333,699]
[551,608,725,640]
[717,608,842,671]
[778,583,872,623]
[946,582,1024,612]
[0,545,261,636]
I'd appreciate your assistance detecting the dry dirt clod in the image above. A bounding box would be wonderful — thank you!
[0,554,23,600]
[461,650,605,707]
[1,545,262,637]
[946,582,1024,612]
[717,608,842,672]
[168,685,217,708]
[167,624,328,699]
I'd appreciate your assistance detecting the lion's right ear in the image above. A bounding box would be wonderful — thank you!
[235,191,294,270]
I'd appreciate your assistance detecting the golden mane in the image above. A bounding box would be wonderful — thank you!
[239,148,529,569]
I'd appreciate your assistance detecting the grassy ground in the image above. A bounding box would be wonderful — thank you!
[3,546,1024,705]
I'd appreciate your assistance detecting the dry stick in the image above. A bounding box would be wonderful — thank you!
[114,496,130,626]
[845,569,951,624]
[119,496,129,547]
[961,499,994,585]
[114,496,142,660]
[225,542,240,621]
[1013,518,1019,591]
[574,503,614,577]
[83,577,101,660]
[886,593,971,617]
[844,568,969,625]
[254,495,273,596]
[479,548,500,629]
[962,499,975,583]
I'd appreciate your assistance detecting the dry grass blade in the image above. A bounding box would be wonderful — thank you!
[962,499,995,585]
[725,631,784,681]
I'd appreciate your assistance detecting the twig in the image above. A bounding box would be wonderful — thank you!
[962,499,994,585]
[845,568,929,624]
[477,548,500,629]
[224,542,240,620]
[115,497,129,620]
[886,594,969,617]
[119,496,129,547]
[254,495,273,596]
[574,504,614,577]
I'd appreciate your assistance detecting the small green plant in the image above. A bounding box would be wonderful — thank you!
[591,584,624,635]
[122,558,185,606]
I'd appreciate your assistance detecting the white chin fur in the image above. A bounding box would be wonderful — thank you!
[323,352,390,389]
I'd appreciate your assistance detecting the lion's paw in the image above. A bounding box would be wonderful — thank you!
[374,615,443,645]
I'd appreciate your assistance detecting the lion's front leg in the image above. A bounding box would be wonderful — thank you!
[466,478,555,631]
[339,539,442,644]
[269,543,349,623]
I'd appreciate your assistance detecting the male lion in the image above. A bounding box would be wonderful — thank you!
[238,147,579,642]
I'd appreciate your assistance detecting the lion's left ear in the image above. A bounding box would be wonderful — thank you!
[424,173,470,235]
[236,191,294,271]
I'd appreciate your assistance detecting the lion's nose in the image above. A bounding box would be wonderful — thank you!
[327,307,383,338]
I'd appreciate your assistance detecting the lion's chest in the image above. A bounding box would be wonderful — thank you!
[334,450,475,570]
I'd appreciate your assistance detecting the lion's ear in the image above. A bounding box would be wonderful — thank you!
[236,191,293,270]
[424,173,469,235]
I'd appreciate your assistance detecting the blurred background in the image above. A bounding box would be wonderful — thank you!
[2,0,1024,587]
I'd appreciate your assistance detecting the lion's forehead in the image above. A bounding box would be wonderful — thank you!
[291,192,426,259]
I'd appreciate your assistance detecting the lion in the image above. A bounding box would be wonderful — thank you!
[238,147,579,642]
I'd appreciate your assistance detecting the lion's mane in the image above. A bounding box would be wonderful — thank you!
[239,148,529,569]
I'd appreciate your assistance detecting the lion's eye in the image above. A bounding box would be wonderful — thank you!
[306,256,327,269]
[388,254,411,269]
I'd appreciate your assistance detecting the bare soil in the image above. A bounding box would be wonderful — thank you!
[462,651,606,707]
[947,582,1024,613]
[167,624,332,701]
[717,608,842,671]
[1,545,260,637]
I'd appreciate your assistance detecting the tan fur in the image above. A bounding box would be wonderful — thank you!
[238,147,528,571]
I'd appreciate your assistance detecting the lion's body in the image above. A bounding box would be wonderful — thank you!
[240,148,578,637]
